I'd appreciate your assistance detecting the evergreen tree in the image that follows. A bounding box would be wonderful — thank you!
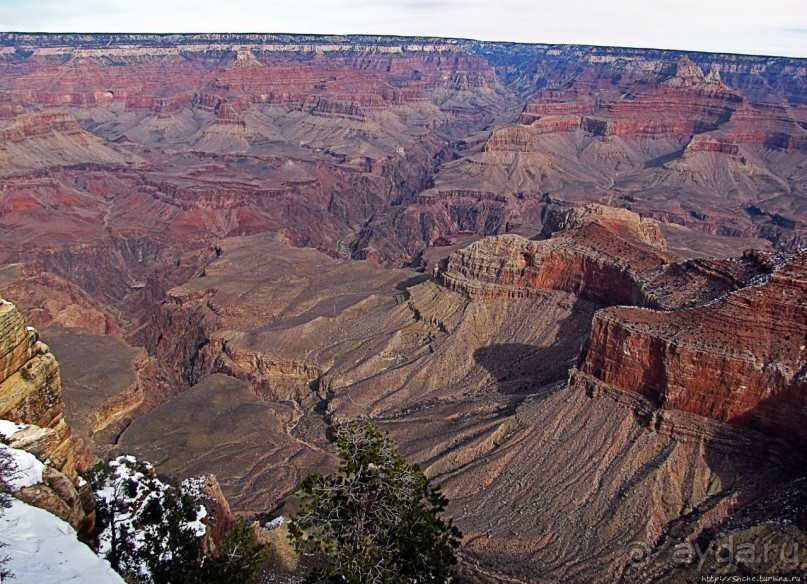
[88,456,269,584]
[89,457,204,583]
[201,520,269,584]
[289,422,462,584]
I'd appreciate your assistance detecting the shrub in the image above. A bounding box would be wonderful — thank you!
[289,422,462,584]
[201,520,269,584]
[88,456,270,584]
[88,456,208,584]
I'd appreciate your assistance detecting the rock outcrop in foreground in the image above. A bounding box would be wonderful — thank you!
[0,296,94,534]
[0,294,237,565]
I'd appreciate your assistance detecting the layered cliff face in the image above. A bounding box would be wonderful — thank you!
[579,250,807,442]
[440,210,806,442]
[29,205,802,581]
[0,34,803,287]
[115,214,804,582]
[0,111,141,172]
[541,203,668,249]
[430,210,807,581]
[0,297,94,534]
[440,205,673,305]
[579,58,742,138]
[423,53,807,254]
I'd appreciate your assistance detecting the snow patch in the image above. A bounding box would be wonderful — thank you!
[185,504,208,537]
[701,251,794,309]
[265,516,284,530]
[0,419,25,439]
[0,442,43,490]
[0,498,125,583]
[180,476,210,536]
[92,456,210,580]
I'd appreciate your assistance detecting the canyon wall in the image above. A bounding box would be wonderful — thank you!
[0,32,804,581]
[579,251,807,443]
[0,33,804,274]
[440,213,806,441]
[431,211,806,581]
[0,297,94,534]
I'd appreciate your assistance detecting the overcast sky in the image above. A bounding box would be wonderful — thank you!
[0,0,805,58]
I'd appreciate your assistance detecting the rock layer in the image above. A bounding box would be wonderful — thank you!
[0,32,805,582]
[579,251,807,442]
[0,297,94,533]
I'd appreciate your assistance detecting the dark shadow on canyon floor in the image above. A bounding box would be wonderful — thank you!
[395,272,431,291]
[473,342,573,395]
[473,300,596,396]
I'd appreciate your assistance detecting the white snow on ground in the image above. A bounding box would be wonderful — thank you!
[180,476,209,537]
[184,502,208,537]
[0,442,43,490]
[0,420,24,439]
[0,498,124,583]
[94,456,155,562]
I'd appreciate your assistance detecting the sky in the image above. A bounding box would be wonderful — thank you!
[0,0,805,58]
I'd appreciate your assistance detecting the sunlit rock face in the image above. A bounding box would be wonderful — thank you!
[0,298,94,534]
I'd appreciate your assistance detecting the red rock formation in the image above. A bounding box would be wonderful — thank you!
[579,250,807,442]
[0,265,120,334]
[578,70,740,138]
[299,96,368,121]
[541,203,668,249]
[484,126,536,152]
[441,206,674,305]
[0,111,82,142]
[442,208,806,445]
[125,90,194,114]
[518,95,594,122]
[723,101,807,149]
[683,134,741,157]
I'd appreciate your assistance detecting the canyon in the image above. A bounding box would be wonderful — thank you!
[0,33,805,582]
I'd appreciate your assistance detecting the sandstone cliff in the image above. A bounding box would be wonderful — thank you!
[431,210,807,581]
[0,32,804,582]
[0,296,94,534]
[45,210,805,581]
[440,220,671,305]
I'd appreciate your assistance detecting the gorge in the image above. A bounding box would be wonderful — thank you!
[0,33,805,582]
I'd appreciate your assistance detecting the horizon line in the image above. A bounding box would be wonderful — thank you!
[1,30,805,60]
